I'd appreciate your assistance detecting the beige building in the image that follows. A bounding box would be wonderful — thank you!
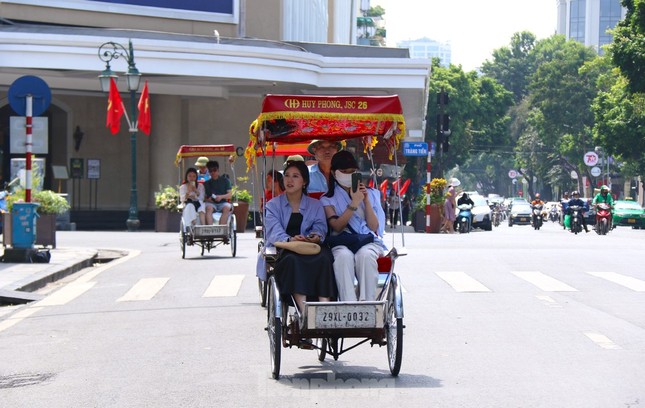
[0,0,430,229]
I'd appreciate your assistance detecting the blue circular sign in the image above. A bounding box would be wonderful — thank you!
[8,76,52,116]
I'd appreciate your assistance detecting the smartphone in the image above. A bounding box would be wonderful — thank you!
[351,172,362,193]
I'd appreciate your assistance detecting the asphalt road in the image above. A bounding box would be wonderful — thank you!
[0,224,643,407]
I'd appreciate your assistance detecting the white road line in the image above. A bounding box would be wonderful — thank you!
[535,295,562,307]
[0,307,43,334]
[117,278,169,302]
[584,332,622,350]
[435,271,491,292]
[513,271,578,292]
[36,282,97,306]
[587,272,645,292]
[203,275,245,297]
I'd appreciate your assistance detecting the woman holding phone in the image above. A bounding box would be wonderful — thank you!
[179,167,206,228]
[321,151,386,301]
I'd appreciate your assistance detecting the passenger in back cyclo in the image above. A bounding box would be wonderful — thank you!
[179,167,206,229]
[307,139,342,194]
[203,160,232,225]
[321,151,386,302]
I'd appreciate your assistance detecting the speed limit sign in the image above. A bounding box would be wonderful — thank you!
[508,169,517,178]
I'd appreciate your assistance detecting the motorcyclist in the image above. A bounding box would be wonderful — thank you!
[456,192,475,230]
[567,190,589,233]
[559,191,570,228]
[530,193,545,226]
[592,185,614,207]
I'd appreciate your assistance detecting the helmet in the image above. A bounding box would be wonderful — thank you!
[600,185,609,192]
[572,190,580,196]
[535,193,541,199]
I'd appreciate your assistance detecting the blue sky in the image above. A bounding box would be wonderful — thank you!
[372,0,558,70]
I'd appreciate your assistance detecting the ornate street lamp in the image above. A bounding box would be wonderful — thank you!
[98,40,142,231]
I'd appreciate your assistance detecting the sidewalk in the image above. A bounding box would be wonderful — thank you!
[0,246,98,304]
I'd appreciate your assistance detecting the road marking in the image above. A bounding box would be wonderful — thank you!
[0,307,43,334]
[513,271,577,292]
[435,271,491,292]
[584,332,622,350]
[76,249,141,283]
[117,278,169,302]
[535,295,562,307]
[587,272,645,292]
[203,275,245,297]
[36,282,96,306]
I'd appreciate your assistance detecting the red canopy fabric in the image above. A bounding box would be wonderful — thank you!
[246,94,406,169]
[175,145,236,166]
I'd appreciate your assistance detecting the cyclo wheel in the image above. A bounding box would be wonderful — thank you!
[386,273,403,376]
[258,278,267,308]
[229,214,237,257]
[267,276,282,379]
[316,338,327,362]
[179,219,186,259]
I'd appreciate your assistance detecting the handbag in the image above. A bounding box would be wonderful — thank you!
[326,229,374,253]
[274,241,321,255]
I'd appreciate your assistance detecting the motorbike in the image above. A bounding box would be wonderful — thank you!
[491,206,502,227]
[456,204,472,234]
[568,205,584,234]
[549,206,559,222]
[595,203,612,235]
[531,204,544,230]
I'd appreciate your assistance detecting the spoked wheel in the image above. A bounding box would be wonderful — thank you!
[386,274,403,376]
[179,220,187,259]
[316,338,327,362]
[229,215,237,257]
[267,276,282,379]
[258,278,267,308]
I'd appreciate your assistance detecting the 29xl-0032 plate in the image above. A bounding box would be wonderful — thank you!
[305,301,385,330]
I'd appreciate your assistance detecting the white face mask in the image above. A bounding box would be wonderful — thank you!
[335,171,353,188]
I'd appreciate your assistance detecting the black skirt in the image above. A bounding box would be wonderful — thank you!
[275,245,337,299]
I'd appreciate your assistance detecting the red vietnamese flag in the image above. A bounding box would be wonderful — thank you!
[137,80,151,135]
[399,179,411,196]
[379,179,388,197]
[368,178,375,188]
[106,78,124,134]
[391,179,400,192]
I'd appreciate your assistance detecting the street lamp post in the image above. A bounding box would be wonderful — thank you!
[98,40,141,231]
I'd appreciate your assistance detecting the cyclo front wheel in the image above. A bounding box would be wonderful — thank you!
[267,276,282,379]
[386,273,403,376]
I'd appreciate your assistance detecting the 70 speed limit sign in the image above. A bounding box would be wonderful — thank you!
[508,169,518,178]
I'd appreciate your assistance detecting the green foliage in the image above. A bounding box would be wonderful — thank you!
[155,185,180,212]
[7,189,70,215]
[233,176,253,203]
[610,0,645,93]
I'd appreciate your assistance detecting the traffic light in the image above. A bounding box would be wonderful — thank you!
[436,90,451,152]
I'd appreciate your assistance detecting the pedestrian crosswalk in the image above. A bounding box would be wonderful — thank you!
[26,270,645,307]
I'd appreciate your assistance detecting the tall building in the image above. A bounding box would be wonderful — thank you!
[556,0,626,53]
[397,38,452,67]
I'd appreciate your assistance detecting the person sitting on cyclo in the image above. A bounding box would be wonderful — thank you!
[203,160,232,225]
[179,167,206,228]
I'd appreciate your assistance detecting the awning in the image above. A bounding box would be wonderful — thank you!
[175,144,236,166]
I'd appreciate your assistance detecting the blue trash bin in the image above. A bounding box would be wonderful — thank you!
[11,202,40,249]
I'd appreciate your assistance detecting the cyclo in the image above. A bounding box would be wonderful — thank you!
[174,145,238,259]
[246,94,407,379]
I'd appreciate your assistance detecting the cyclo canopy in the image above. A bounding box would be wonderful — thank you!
[245,94,406,170]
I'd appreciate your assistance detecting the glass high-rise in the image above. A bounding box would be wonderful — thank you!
[557,0,625,53]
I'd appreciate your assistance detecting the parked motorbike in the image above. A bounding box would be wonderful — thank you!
[549,206,559,222]
[595,203,612,235]
[531,204,544,230]
[456,204,472,234]
[568,205,584,234]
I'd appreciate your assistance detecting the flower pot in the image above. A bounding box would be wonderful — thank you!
[36,213,57,248]
[155,209,181,232]
[428,203,442,233]
[232,202,250,233]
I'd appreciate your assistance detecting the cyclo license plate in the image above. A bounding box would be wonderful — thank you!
[309,303,383,329]
[194,225,227,236]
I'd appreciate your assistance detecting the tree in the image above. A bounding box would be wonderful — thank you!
[611,0,645,93]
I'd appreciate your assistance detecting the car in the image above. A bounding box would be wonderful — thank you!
[612,200,645,229]
[456,193,492,231]
[508,202,532,226]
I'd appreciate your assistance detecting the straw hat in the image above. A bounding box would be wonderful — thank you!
[307,140,343,155]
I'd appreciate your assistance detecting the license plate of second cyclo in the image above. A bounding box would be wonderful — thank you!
[310,302,384,329]
[195,225,227,236]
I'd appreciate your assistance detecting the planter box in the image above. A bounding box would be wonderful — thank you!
[155,209,181,232]
[232,202,250,233]
[2,212,57,248]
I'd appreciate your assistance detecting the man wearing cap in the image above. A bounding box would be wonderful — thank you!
[203,160,232,225]
[307,140,342,193]
[195,156,210,182]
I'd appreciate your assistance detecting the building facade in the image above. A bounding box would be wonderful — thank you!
[397,38,452,67]
[0,0,430,227]
[556,0,626,53]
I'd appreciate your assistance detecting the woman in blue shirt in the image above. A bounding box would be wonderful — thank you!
[263,160,336,312]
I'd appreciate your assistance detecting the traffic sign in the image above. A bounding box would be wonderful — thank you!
[583,151,599,166]
[403,142,428,157]
[508,169,517,178]
[590,166,601,177]
[8,76,51,116]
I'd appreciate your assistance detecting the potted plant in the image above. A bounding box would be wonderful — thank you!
[232,177,253,233]
[413,178,447,233]
[4,189,71,248]
[154,185,181,232]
